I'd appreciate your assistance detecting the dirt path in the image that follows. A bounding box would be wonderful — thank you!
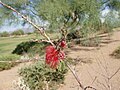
[59,31,120,90]
[0,62,31,90]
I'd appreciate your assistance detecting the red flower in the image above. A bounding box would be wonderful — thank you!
[45,45,65,68]
[59,40,66,48]
[58,51,65,60]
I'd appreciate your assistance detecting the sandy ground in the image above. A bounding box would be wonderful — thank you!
[0,31,120,90]
[59,31,120,90]
[0,62,31,90]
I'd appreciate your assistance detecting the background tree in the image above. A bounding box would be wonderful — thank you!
[11,29,24,35]
[0,0,120,38]
[0,31,9,37]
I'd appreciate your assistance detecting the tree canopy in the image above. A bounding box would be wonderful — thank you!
[0,0,120,33]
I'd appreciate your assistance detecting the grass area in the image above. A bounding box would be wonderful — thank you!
[0,34,36,55]
[0,34,36,71]
[0,33,60,55]
[0,33,60,71]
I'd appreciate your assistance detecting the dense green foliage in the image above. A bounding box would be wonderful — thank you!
[19,61,67,90]
[11,29,24,35]
[37,0,100,31]
[12,41,49,55]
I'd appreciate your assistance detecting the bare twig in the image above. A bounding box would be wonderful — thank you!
[66,62,84,89]
[66,62,96,90]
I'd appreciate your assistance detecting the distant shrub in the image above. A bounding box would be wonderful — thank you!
[0,54,20,71]
[11,29,24,35]
[67,30,100,47]
[27,32,33,35]
[0,62,17,71]
[0,54,20,61]
[80,37,100,47]
[12,41,49,55]
[0,31,9,37]
[19,61,67,90]
[111,46,120,59]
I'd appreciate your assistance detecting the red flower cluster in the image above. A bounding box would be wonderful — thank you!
[45,42,66,68]
[59,40,66,48]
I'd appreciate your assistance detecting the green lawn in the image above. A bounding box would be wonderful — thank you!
[0,33,60,55]
[0,34,37,71]
[0,33,60,71]
[0,34,36,55]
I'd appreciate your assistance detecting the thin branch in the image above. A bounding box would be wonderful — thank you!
[65,61,96,90]
[0,1,55,46]
[66,62,84,89]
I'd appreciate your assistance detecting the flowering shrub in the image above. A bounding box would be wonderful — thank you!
[59,40,66,48]
[45,39,66,68]
[19,61,67,90]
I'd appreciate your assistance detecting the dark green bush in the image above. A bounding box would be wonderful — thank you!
[12,41,49,55]
[0,31,9,37]
[19,61,67,90]
[11,29,24,35]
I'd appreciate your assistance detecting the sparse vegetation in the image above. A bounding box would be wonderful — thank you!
[0,54,20,71]
[111,46,120,59]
